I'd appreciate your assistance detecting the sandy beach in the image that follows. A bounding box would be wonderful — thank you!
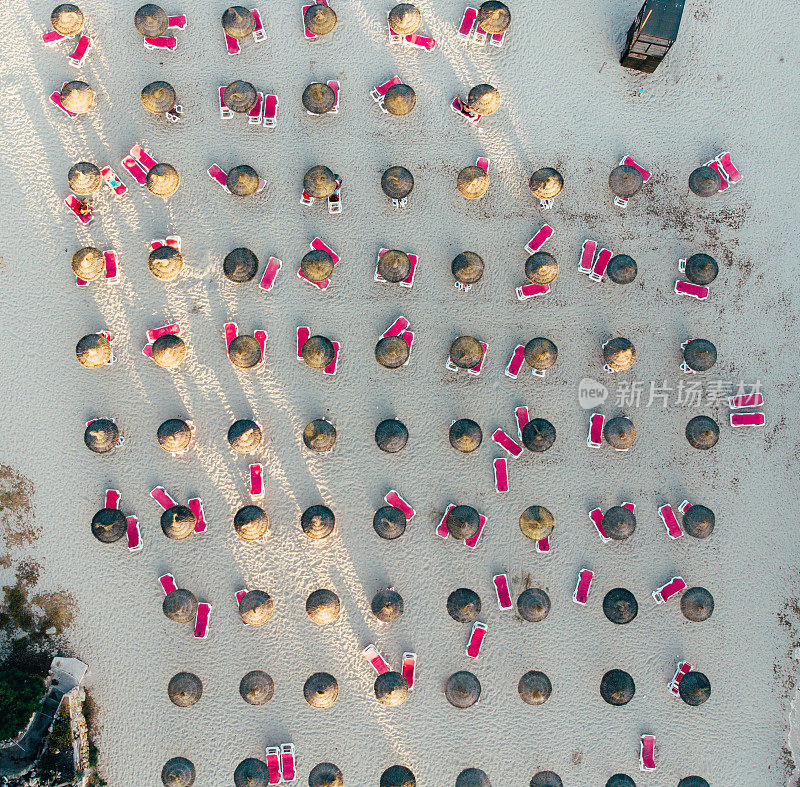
[1,0,799,783]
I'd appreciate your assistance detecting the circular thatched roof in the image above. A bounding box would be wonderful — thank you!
[229,335,262,369]
[525,252,559,284]
[52,4,85,36]
[519,505,554,541]
[152,334,186,369]
[304,3,337,35]
[603,588,638,624]
[238,589,274,625]
[524,337,558,371]
[600,669,635,705]
[374,671,409,707]
[239,670,274,705]
[228,419,262,453]
[373,505,407,540]
[308,762,344,787]
[71,246,104,280]
[68,162,101,195]
[84,418,120,453]
[456,768,491,787]
[447,587,481,623]
[141,81,175,114]
[457,165,490,199]
[521,418,556,452]
[233,504,269,541]
[162,589,198,623]
[468,84,500,115]
[518,670,552,705]
[529,167,563,200]
[449,418,482,453]
[303,418,336,453]
[375,418,408,453]
[477,0,510,32]
[302,335,335,369]
[161,756,196,786]
[378,249,411,282]
[449,336,483,368]
[517,588,550,622]
[683,339,717,372]
[384,83,416,116]
[227,165,260,197]
[679,671,711,705]
[146,163,180,197]
[388,3,421,34]
[680,586,714,622]
[223,248,259,282]
[234,758,269,787]
[608,164,643,198]
[61,80,94,114]
[603,337,636,371]
[685,253,718,285]
[91,507,127,543]
[301,504,335,539]
[445,505,480,539]
[160,504,196,540]
[381,166,414,199]
[371,588,404,622]
[222,6,255,38]
[677,779,710,787]
[306,588,340,625]
[683,504,715,538]
[135,4,168,37]
[452,251,484,285]
[301,248,335,282]
[76,333,111,368]
[445,671,481,708]
[381,766,416,787]
[304,672,339,708]
[167,672,202,707]
[375,336,410,369]
[223,80,257,113]
[148,245,184,280]
[602,506,636,541]
[530,774,562,787]
[302,82,336,115]
[689,166,721,197]
[604,416,636,449]
[605,776,636,787]
[607,254,637,284]
[685,415,719,450]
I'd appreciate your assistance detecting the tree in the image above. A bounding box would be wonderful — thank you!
[0,668,46,741]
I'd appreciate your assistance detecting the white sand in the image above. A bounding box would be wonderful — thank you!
[1,0,798,783]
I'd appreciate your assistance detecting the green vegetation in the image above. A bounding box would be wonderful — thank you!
[36,705,74,782]
[0,667,46,740]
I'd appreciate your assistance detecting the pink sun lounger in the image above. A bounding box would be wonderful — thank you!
[515,407,529,440]
[476,157,489,172]
[466,342,488,376]
[296,326,310,360]
[658,504,684,539]
[536,536,550,553]
[147,323,180,342]
[263,94,278,127]
[640,735,655,771]
[402,652,417,690]
[387,11,402,42]
[103,250,118,282]
[669,661,693,696]
[489,30,506,47]
[614,155,651,208]
[121,155,147,185]
[382,316,410,338]
[622,501,635,514]
[248,92,263,123]
[730,411,765,427]
[678,499,692,514]
[573,568,594,604]
[68,35,92,67]
[384,490,415,520]
[729,392,763,409]
[302,4,317,39]
[167,14,187,29]
[159,573,177,595]
[404,33,435,50]
[64,194,92,224]
[494,457,508,493]
[587,412,604,447]
[493,574,513,609]
[194,602,211,638]
[589,508,611,543]
[590,248,612,282]
[250,464,264,499]
[524,224,553,254]
[466,621,487,658]
[457,7,477,40]
[464,514,486,549]
[653,576,686,604]
[150,486,177,511]
[225,31,240,54]
[579,238,597,273]
[130,144,157,171]
[492,428,523,458]
[266,748,281,785]
[472,22,488,44]
[188,498,206,534]
[144,35,177,50]
[437,503,456,538]
[281,744,296,783]
[105,489,120,509]
[716,151,742,184]
[50,89,77,118]
[371,75,401,102]
[451,95,481,124]
[505,345,525,378]
[362,644,390,675]
[235,589,251,625]
[126,516,142,552]
[516,283,550,300]
[326,80,340,113]
[250,8,266,41]
[100,166,127,196]
[224,322,238,349]
[675,280,709,300]
[42,29,66,46]
[323,341,340,375]
[259,257,282,291]
[208,163,231,193]
[219,86,234,119]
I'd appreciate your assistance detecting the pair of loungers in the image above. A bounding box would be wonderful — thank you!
[224,323,267,367]
[141,14,186,51]
[158,573,212,638]
[104,489,141,551]
[436,503,486,549]
[462,574,518,658]
[74,250,117,284]
[151,486,206,533]
[387,13,436,49]
[379,317,415,365]
[704,151,743,193]
[42,29,93,66]
[375,251,418,287]
[446,342,488,376]
[225,8,265,53]
[297,238,340,289]
[220,86,279,126]
[579,239,613,282]
[457,7,506,47]
[266,744,295,784]
[362,645,417,690]
[296,327,340,375]
[208,163,267,194]
[613,156,651,208]
[301,174,341,214]
[728,391,765,427]
[589,502,635,543]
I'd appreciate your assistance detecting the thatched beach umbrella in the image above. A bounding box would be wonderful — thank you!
[233,504,269,541]
[135,4,168,37]
[304,672,338,708]
[456,768,491,787]
[152,334,186,368]
[389,3,421,34]
[301,249,335,282]
[603,588,638,624]
[450,336,483,369]
[524,338,558,372]
[381,766,416,787]
[146,163,180,197]
[477,0,510,32]
[683,504,715,538]
[678,779,710,787]
[375,336,409,369]
[600,669,635,705]
[76,333,111,368]
[161,756,195,786]
[375,418,408,453]
[160,505,196,540]
[373,505,406,540]
[61,80,94,114]
[155,418,193,456]
[517,588,550,622]
[229,335,262,369]
[446,505,480,539]
[224,80,257,113]
[68,162,101,195]
[445,671,481,708]
[162,588,198,623]
[224,248,259,282]
[521,418,556,452]
[378,249,411,282]
[309,763,344,787]
[525,252,559,284]
[304,165,337,199]
[452,251,484,285]
[303,82,336,115]
[52,4,85,36]
[238,589,274,625]
[148,245,184,281]
[167,672,202,707]
[302,336,335,369]
[381,166,414,200]
[457,165,489,199]
[228,419,262,453]
[301,504,335,539]
[603,337,636,371]
[683,339,717,372]
[84,418,120,453]
[602,506,636,541]
[141,81,176,114]
[71,246,104,280]
[304,3,337,35]
[447,588,480,623]
[530,774,562,787]
[679,671,710,705]
[518,671,552,705]
[685,415,719,450]
[681,586,714,622]
[689,166,721,197]
[303,418,336,453]
[607,254,637,284]
[685,253,718,285]
[529,168,563,200]
[239,670,274,705]
[609,164,643,199]
[375,671,409,707]
[222,6,256,38]
[519,506,554,541]
[384,84,416,116]
[605,776,636,787]
[306,589,340,625]
[371,588,404,622]
[604,416,637,449]
[467,84,500,116]
[91,508,127,543]
[227,165,260,197]
[449,419,482,453]
[234,759,269,787]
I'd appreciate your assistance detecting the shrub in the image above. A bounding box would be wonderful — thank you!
[0,668,46,741]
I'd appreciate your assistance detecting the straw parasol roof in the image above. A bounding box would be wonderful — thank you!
[381,166,414,199]
[135,4,168,37]
[71,246,104,280]
[304,165,337,198]
[449,419,482,453]
[84,418,120,453]
[525,252,559,284]
[607,254,637,284]
[689,166,721,196]
[234,758,269,787]
[161,756,195,786]
[238,589,274,625]
[519,506,554,541]
[680,586,714,622]
[450,336,483,369]
[373,505,407,540]
[389,3,421,34]
[303,418,336,453]
[603,588,638,624]
[222,6,255,38]
[167,672,202,707]
[162,589,198,623]
[384,84,417,116]
[227,165,260,196]
[224,80,257,113]
[682,504,715,538]
[141,81,175,114]
[148,245,184,280]
[229,335,262,369]
[309,763,344,787]
[683,339,717,372]
[447,588,481,623]
[91,508,127,543]
[678,779,710,787]
[51,4,84,36]
[301,504,335,539]
[306,589,340,624]
[375,418,409,453]
[685,415,719,449]
[381,766,416,787]
[375,336,410,369]
[524,337,558,371]
[477,0,510,32]
[603,337,636,371]
[371,588,404,622]
[228,419,262,453]
[160,505,196,540]
[603,416,636,449]
[608,164,643,198]
[518,671,552,705]
[233,505,269,541]
[602,506,636,541]
[304,672,338,708]
[528,167,563,200]
[375,671,409,707]
[605,776,636,787]
[304,3,337,35]
[61,81,94,114]
[68,162,101,195]
[301,248,335,282]
[446,505,480,539]
[530,774,562,787]
[685,253,718,285]
[452,251,484,285]
[303,82,336,115]
[457,166,489,199]
[468,84,500,115]
[600,669,635,705]
[152,334,186,368]
[517,588,550,622]
[224,248,259,282]
[76,333,111,368]
[378,249,411,282]
[679,671,711,705]
[239,670,274,705]
[146,163,180,197]
[445,671,481,708]
[456,768,491,787]
[302,335,335,369]
[521,418,556,452]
